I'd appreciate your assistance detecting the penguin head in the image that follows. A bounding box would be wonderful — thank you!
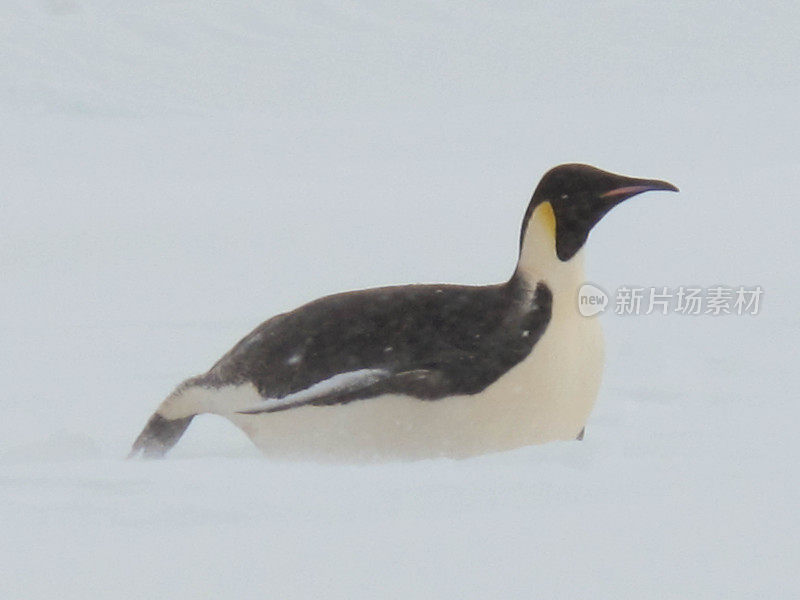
[522,164,678,261]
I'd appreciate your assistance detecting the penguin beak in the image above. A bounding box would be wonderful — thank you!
[600,178,679,202]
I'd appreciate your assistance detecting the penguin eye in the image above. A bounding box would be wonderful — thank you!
[560,193,569,200]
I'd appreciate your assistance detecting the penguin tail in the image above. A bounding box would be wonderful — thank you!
[128,378,205,459]
[128,412,194,459]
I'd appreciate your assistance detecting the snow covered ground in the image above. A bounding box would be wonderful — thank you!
[2,2,798,598]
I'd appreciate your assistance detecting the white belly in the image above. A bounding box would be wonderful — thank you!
[217,309,604,462]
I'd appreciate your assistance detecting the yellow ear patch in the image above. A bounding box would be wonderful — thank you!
[532,201,557,238]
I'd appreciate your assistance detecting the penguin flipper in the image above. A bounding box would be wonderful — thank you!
[236,368,420,414]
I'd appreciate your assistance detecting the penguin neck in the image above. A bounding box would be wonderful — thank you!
[513,202,586,313]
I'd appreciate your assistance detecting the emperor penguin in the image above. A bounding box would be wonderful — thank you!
[130,163,678,461]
